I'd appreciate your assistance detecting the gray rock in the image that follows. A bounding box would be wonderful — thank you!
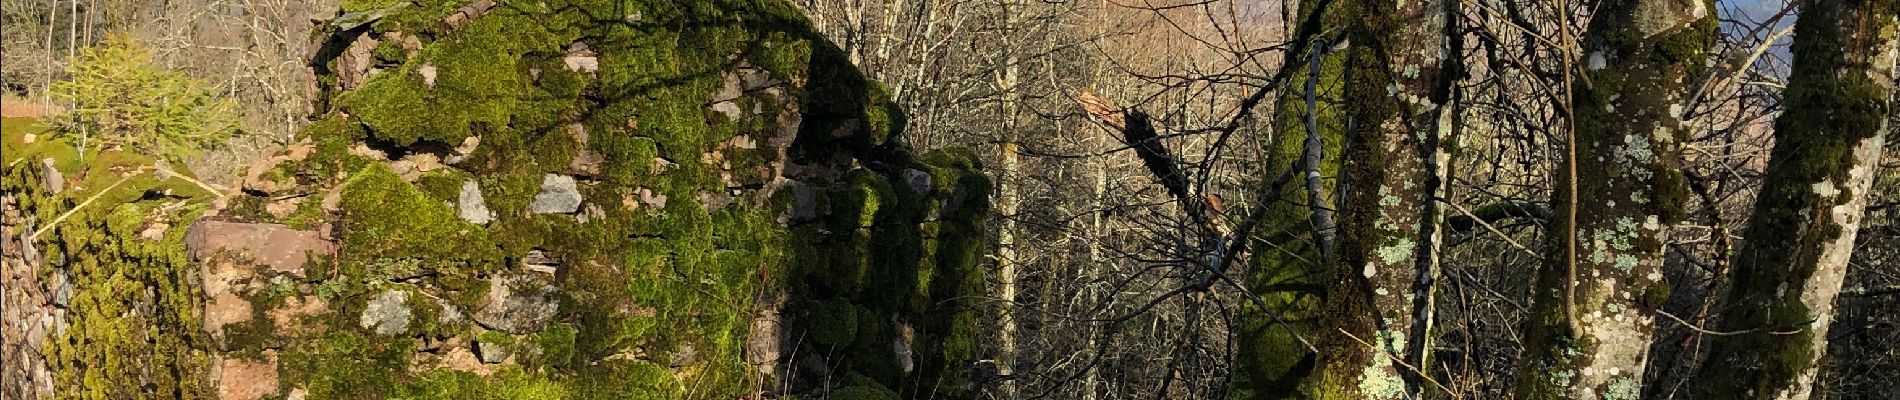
[713,72,745,103]
[458,180,494,224]
[893,317,916,374]
[738,67,779,91]
[216,354,280,400]
[744,306,782,366]
[336,34,380,91]
[437,299,466,325]
[419,64,438,88]
[521,249,561,275]
[697,190,733,212]
[49,270,71,308]
[789,181,819,221]
[445,135,480,165]
[711,101,744,121]
[40,158,62,194]
[941,186,968,217]
[359,290,411,336]
[473,275,559,333]
[670,344,697,367]
[578,203,606,224]
[563,43,599,73]
[19,227,41,267]
[568,151,603,176]
[529,174,582,214]
[566,124,603,176]
[635,187,668,210]
[475,338,512,364]
[901,169,931,196]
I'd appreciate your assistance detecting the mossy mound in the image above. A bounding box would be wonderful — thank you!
[256,0,990,398]
[2,124,220,400]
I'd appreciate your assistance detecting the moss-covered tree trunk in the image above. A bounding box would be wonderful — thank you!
[1689,1,1898,398]
[1229,2,1343,397]
[1512,0,1714,398]
[1305,0,1455,397]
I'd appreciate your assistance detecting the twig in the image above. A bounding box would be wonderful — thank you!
[1335,327,1462,399]
[29,166,151,240]
[1302,38,1336,264]
[1440,199,1539,257]
[1842,284,1900,298]
[157,162,231,198]
[1655,309,1808,336]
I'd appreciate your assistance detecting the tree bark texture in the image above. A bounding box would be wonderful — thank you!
[1514,0,1715,398]
[1691,0,1897,398]
[1308,0,1456,397]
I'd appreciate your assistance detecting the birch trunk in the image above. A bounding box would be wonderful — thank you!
[992,1,1023,396]
[1690,0,1898,397]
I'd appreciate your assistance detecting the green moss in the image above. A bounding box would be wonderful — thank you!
[282,331,416,399]
[830,385,900,400]
[339,0,404,14]
[337,163,495,262]
[414,168,472,203]
[2,137,214,400]
[302,115,373,181]
[373,38,409,64]
[569,361,681,399]
[398,367,567,400]
[533,323,579,367]
[1,117,58,165]
[1231,16,1346,397]
[748,30,812,81]
[860,83,905,144]
[339,7,571,147]
[810,300,860,348]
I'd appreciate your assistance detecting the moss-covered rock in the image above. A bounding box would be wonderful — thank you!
[4,0,990,399]
[1,136,217,399]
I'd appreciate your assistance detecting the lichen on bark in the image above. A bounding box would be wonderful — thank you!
[1689,0,1897,398]
[1512,0,1715,398]
[1309,0,1456,397]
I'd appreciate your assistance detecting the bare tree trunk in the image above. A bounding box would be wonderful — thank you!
[1308,0,1454,397]
[82,0,91,46]
[993,1,1023,396]
[1514,0,1715,398]
[43,0,55,109]
[65,0,73,62]
[1689,1,1898,398]
[1082,153,1107,400]
[69,0,82,160]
